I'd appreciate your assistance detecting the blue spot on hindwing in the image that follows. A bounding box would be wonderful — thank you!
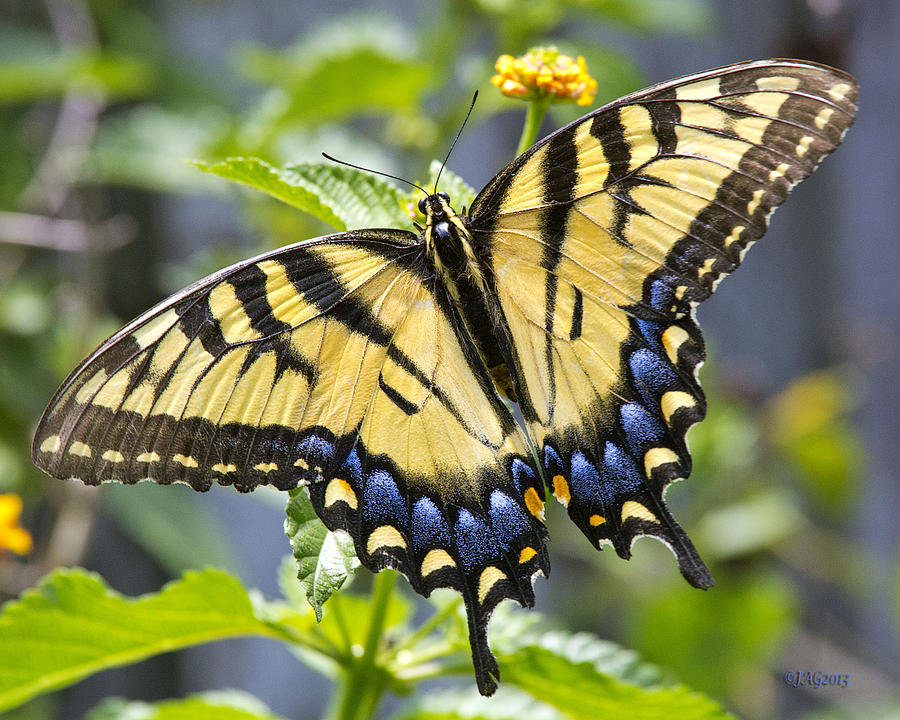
[543,445,564,475]
[296,434,333,468]
[488,490,531,552]
[410,497,451,553]
[600,442,642,501]
[619,402,667,455]
[648,278,675,313]
[340,448,362,483]
[629,348,678,404]
[570,444,644,506]
[635,319,663,348]
[569,451,602,504]
[510,458,535,492]
[454,510,500,571]
[362,469,409,526]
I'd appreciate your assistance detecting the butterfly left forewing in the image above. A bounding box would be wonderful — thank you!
[34,232,416,490]
[469,60,857,584]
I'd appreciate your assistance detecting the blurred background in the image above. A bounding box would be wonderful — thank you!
[0,0,897,718]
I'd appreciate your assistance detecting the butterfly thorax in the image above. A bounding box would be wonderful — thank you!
[421,192,516,400]
[422,192,485,290]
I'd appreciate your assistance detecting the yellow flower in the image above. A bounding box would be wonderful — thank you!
[491,47,598,106]
[0,493,33,555]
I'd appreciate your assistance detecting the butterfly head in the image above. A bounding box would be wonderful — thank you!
[418,191,452,218]
[420,191,458,243]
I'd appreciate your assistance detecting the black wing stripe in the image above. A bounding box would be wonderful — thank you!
[538,125,579,407]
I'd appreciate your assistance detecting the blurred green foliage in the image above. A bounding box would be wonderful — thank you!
[0,1,882,719]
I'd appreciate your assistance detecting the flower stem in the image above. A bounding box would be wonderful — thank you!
[328,571,396,720]
[516,96,550,156]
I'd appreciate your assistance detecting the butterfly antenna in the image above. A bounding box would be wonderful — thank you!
[433,90,478,195]
[321,152,428,195]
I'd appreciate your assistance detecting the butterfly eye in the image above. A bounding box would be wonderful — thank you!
[438,191,450,203]
[417,196,428,214]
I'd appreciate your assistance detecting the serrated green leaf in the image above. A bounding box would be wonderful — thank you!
[193,157,346,230]
[497,643,733,720]
[285,488,360,621]
[195,158,412,232]
[0,568,288,712]
[282,163,412,230]
[85,691,287,720]
[502,631,666,688]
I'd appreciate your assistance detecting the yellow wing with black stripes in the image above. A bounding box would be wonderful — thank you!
[33,229,548,695]
[468,59,857,586]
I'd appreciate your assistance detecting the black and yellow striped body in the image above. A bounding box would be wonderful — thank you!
[33,60,858,695]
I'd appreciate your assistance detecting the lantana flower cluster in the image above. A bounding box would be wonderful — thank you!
[491,47,598,106]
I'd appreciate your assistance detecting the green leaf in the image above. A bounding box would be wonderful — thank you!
[85,691,288,720]
[193,157,344,230]
[502,631,667,688]
[497,643,733,720]
[194,158,412,232]
[283,163,413,230]
[285,488,360,621]
[0,568,288,712]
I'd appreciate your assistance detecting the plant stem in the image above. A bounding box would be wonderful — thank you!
[329,592,354,652]
[328,571,396,720]
[516,96,550,156]
[394,597,461,653]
